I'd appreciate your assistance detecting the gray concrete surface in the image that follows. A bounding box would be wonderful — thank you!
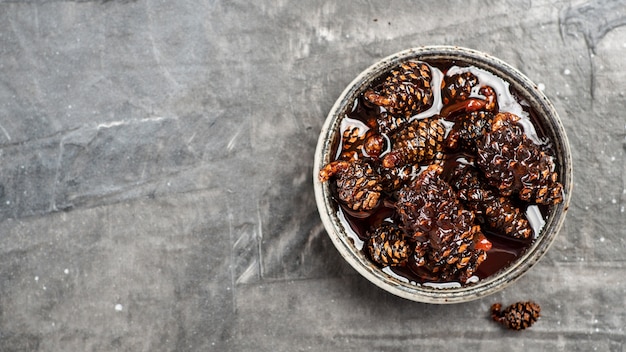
[0,0,625,351]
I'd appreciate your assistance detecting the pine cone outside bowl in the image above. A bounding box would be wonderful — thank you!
[313,46,573,304]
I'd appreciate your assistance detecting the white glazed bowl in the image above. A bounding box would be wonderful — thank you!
[313,46,573,304]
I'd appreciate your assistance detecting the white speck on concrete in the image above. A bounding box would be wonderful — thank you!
[600,237,605,242]
[43,285,47,290]
[537,83,546,91]
[115,304,123,312]
[317,27,336,42]
[64,268,69,274]
[612,198,617,204]
[563,68,571,75]
[621,206,625,213]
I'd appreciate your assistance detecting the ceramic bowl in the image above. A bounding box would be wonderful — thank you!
[313,46,572,304]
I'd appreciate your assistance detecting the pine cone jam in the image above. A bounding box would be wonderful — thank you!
[318,58,566,287]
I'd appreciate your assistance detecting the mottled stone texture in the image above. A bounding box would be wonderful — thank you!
[0,0,625,351]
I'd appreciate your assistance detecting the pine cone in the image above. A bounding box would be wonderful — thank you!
[382,118,446,169]
[445,110,495,152]
[380,163,419,192]
[318,159,383,212]
[395,165,488,283]
[374,109,411,135]
[476,112,564,205]
[395,165,458,239]
[337,120,385,161]
[450,163,532,240]
[364,61,434,118]
[413,224,487,283]
[366,223,411,266]
[440,85,497,119]
[491,301,541,330]
[338,123,368,160]
[441,71,479,105]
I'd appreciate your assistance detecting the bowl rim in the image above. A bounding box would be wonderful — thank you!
[313,45,573,304]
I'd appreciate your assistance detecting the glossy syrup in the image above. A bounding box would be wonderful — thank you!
[334,61,556,285]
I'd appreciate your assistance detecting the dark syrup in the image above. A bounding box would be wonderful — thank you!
[333,61,555,285]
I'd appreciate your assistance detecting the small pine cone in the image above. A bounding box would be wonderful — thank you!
[441,71,479,105]
[338,123,368,160]
[450,163,493,205]
[364,61,434,118]
[375,109,411,135]
[426,224,487,283]
[395,164,488,282]
[380,163,420,192]
[450,163,532,240]
[366,223,411,266]
[485,197,532,240]
[337,120,385,161]
[440,85,497,119]
[318,159,383,212]
[476,112,564,205]
[491,301,541,330]
[445,111,496,152]
[395,165,458,240]
[382,118,447,169]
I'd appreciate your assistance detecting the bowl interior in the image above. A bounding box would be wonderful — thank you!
[313,46,572,304]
